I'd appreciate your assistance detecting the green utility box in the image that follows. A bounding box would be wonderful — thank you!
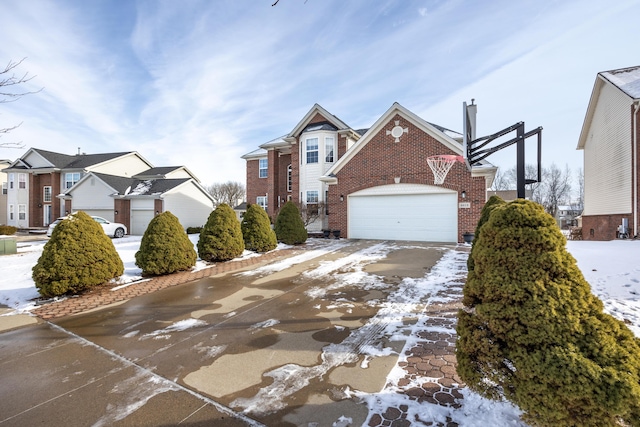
[0,236,17,255]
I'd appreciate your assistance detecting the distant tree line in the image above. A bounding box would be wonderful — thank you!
[491,163,583,223]
[206,181,245,208]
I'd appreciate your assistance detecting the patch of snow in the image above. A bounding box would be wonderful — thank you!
[141,319,207,339]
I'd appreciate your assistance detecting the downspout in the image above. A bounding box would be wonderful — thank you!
[634,100,640,238]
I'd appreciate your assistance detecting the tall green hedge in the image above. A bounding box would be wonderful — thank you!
[456,199,640,427]
[197,203,244,262]
[241,204,277,252]
[32,211,124,297]
[135,211,196,275]
[274,201,307,245]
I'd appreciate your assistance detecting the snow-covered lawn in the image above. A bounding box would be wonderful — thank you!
[1,236,639,426]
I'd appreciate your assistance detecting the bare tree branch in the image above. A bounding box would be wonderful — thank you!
[1,58,42,146]
[206,181,246,207]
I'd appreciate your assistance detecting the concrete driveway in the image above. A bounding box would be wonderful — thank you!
[0,239,463,426]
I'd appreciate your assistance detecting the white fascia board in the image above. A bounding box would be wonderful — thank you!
[577,76,605,150]
[288,104,350,137]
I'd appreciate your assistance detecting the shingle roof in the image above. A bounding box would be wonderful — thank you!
[92,173,135,194]
[601,65,640,99]
[125,178,191,196]
[32,148,134,169]
[133,167,182,179]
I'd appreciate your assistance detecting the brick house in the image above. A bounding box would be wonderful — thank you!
[3,148,214,234]
[577,65,640,240]
[243,103,496,243]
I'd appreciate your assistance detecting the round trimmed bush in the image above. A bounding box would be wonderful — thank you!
[274,201,307,245]
[135,211,197,275]
[456,199,640,427]
[241,204,277,252]
[32,211,124,297]
[197,203,244,262]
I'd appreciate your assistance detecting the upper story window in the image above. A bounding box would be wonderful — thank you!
[259,158,268,178]
[256,196,267,211]
[8,173,14,189]
[306,138,319,164]
[43,186,52,202]
[65,172,81,189]
[287,164,292,192]
[325,137,335,163]
[18,173,26,189]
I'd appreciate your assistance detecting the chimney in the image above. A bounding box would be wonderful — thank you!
[467,99,477,140]
[77,147,81,156]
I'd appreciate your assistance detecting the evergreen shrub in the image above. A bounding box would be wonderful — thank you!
[197,203,244,262]
[456,199,640,427]
[32,211,124,297]
[241,204,277,252]
[274,201,307,245]
[135,211,197,275]
[0,225,17,235]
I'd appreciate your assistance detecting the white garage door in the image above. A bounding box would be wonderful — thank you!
[75,210,114,222]
[131,210,155,235]
[348,186,457,242]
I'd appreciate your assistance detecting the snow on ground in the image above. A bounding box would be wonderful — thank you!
[1,236,640,425]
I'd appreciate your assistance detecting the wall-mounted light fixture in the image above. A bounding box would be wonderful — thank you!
[340,195,344,202]
[65,210,69,215]
[461,191,466,199]
[114,210,118,215]
[394,177,401,184]
[155,210,159,215]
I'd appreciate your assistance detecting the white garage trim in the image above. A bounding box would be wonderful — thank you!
[348,184,458,242]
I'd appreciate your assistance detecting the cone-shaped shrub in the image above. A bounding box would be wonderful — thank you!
[32,211,124,297]
[274,201,307,245]
[456,199,640,427]
[465,195,505,306]
[241,204,277,252]
[197,203,244,262]
[135,211,197,275]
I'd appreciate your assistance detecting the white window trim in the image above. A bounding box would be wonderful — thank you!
[306,138,319,164]
[9,204,14,220]
[65,172,81,189]
[18,173,26,189]
[18,204,26,220]
[325,136,335,163]
[256,196,268,211]
[287,164,292,192]
[259,158,268,178]
[43,186,52,202]
[306,190,319,203]
[8,173,14,189]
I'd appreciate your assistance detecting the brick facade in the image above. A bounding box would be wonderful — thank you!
[245,106,489,243]
[29,172,62,227]
[326,114,483,242]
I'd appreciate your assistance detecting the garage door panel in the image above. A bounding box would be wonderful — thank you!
[131,210,154,235]
[348,193,457,242]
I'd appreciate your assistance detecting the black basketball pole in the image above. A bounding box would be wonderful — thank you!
[517,123,526,199]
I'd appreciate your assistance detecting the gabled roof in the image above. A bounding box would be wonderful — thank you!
[241,147,268,160]
[288,104,352,138]
[33,148,135,169]
[600,65,640,99]
[132,166,199,182]
[125,178,192,196]
[577,65,640,149]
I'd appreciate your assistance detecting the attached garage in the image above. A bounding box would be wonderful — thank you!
[348,184,458,242]
[131,209,154,235]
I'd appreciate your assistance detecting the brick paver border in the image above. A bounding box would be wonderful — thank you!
[32,249,297,320]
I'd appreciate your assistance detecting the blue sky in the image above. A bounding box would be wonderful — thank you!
[1,0,638,186]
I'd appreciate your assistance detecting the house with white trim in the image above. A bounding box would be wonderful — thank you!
[243,103,496,243]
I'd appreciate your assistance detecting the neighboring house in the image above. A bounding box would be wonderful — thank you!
[486,189,533,202]
[2,148,214,234]
[577,65,640,240]
[243,103,497,243]
[0,159,10,225]
[555,204,583,229]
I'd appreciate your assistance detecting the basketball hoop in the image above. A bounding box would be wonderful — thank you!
[427,155,464,185]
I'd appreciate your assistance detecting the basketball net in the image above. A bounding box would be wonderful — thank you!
[426,155,464,185]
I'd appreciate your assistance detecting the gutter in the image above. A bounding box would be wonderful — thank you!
[634,100,640,237]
